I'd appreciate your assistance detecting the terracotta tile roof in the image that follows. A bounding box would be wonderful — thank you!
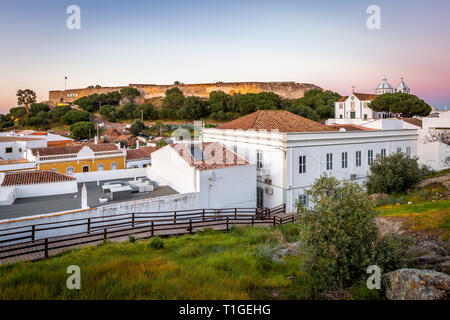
[0,159,32,165]
[0,136,43,142]
[337,96,348,102]
[31,143,119,156]
[216,110,333,132]
[170,142,250,171]
[1,170,75,187]
[326,124,376,131]
[399,118,422,128]
[353,93,378,101]
[126,146,160,160]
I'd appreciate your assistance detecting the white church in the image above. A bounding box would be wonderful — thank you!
[333,77,411,121]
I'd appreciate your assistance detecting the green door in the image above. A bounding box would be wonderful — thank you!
[350,112,356,119]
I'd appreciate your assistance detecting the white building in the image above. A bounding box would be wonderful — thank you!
[375,77,410,95]
[417,117,450,171]
[151,142,256,209]
[203,110,417,212]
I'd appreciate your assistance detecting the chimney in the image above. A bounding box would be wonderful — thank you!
[136,139,140,149]
[94,136,98,145]
[81,183,89,209]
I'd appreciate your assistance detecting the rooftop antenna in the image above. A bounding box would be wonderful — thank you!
[352,85,355,93]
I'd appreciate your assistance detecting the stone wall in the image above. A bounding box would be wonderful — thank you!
[48,81,322,106]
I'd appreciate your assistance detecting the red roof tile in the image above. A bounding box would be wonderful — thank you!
[353,93,378,101]
[1,170,76,187]
[337,96,348,102]
[170,142,250,171]
[216,110,333,132]
[31,143,119,156]
[126,146,160,160]
[399,118,422,128]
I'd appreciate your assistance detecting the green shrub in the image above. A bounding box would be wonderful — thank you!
[367,152,430,195]
[198,227,216,235]
[350,280,385,300]
[297,174,409,292]
[128,235,136,243]
[148,236,164,249]
[253,242,282,272]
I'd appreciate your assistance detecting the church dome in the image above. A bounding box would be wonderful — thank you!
[396,78,410,93]
[375,77,394,94]
[376,77,393,90]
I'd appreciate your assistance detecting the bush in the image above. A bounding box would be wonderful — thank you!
[297,174,409,292]
[149,236,164,249]
[253,242,282,272]
[350,280,385,300]
[129,120,146,136]
[70,121,95,140]
[128,235,136,243]
[61,110,91,125]
[367,152,430,195]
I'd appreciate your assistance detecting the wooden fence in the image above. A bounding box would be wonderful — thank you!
[0,204,292,262]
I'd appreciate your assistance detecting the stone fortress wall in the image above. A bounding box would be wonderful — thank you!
[48,81,322,106]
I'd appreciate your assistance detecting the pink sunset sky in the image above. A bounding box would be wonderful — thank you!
[1,0,449,113]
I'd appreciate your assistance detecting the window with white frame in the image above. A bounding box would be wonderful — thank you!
[326,153,333,170]
[111,162,118,170]
[397,147,402,153]
[298,194,308,206]
[256,151,263,170]
[299,155,306,174]
[381,149,386,157]
[232,145,237,153]
[341,152,348,168]
[368,150,373,165]
[406,146,411,157]
[66,167,74,175]
[97,163,104,171]
[356,151,361,167]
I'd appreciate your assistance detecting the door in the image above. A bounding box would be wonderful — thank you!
[350,112,356,119]
[82,165,90,172]
[257,187,264,208]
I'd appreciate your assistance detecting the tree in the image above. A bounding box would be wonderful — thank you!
[16,89,36,111]
[178,96,208,119]
[120,88,141,102]
[70,121,95,140]
[425,130,450,146]
[9,107,28,119]
[129,120,146,136]
[162,87,185,109]
[297,175,409,291]
[370,93,432,117]
[51,105,73,122]
[29,103,50,116]
[133,103,159,120]
[366,152,430,194]
[118,102,137,120]
[287,102,320,121]
[61,110,91,125]
[25,111,49,128]
[154,121,164,137]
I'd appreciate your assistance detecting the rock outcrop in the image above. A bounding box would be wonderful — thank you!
[384,268,450,300]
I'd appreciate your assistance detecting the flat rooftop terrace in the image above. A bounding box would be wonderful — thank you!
[0,178,178,220]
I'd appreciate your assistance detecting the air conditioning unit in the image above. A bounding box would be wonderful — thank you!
[264,178,272,185]
[265,187,273,195]
[350,174,357,180]
[261,169,271,176]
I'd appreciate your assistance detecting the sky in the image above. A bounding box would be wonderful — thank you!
[1,0,449,113]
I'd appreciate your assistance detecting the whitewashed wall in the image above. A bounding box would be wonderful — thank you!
[1,181,78,200]
[74,167,147,182]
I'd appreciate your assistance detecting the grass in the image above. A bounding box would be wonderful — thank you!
[0,225,314,300]
[376,199,450,240]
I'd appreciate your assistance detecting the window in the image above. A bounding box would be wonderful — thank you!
[256,187,264,208]
[66,167,74,175]
[5,147,13,154]
[326,153,333,170]
[340,115,343,119]
[232,145,237,153]
[82,165,90,173]
[341,152,348,168]
[364,114,367,120]
[356,151,361,167]
[406,147,411,157]
[368,150,373,165]
[97,163,104,171]
[111,162,118,170]
[256,151,263,170]
[298,194,308,206]
[397,147,401,153]
[381,149,386,157]
[299,155,306,174]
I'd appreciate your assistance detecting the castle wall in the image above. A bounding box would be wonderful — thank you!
[48,82,322,106]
